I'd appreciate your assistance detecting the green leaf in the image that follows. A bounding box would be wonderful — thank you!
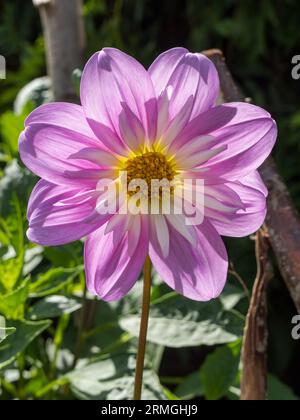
[67,353,166,400]
[219,283,246,310]
[79,301,129,359]
[0,159,36,221]
[162,387,181,400]
[0,326,16,344]
[119,294,244,348]
[72,69,82,97]
[0,316,16,343]
[0,278,29,319]
[0,161,36,291]
[200,340,241,400]
[14,77,52,115]
[267,374,299,401]
[0,319,51,369]
[175,371,203,400]
[0,254,24,293]
[29,295,82,320]
[23,245,44,277]
[44,242,83,268]
[226,386,241,400]
[29,266,83,297]
[0,185,26,292]
[0,106,32,157]
[24,371,49,397]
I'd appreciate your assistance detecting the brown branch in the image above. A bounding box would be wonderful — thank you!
[33,0,85,102]
[203,49,300,314]
[260,159,300,313]
[240,229,273,400]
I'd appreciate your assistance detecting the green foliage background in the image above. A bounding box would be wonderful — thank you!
[0,0,299,400]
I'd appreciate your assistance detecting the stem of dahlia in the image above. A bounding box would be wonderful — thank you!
[133,256,152,400]
[72,280,87,369]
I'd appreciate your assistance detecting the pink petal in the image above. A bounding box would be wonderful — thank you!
[84,215,149,301]
[162,96,194,148]
[150,215,170,258]
[206,173,267,237]
[171,104,238,149]
[176,145,227,169]
[119,103,146,152]
[170,134,216,157]
[205,103,276,162]
[148,48,188,97]
[80,48,158,147]
[176,181,243,222]
[19,103,114,187]
[156,87,172,140]
[204,184,245,210]
[27,180,109,246]
[69,148,120,168]
[165,214,197,247]
[149,48,219,122]
[239,170,268,197]
[175,102,277,181]
[25,102,98,140]
[149,218,228,301]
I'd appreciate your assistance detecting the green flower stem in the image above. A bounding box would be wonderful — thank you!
[133,256,152,400]
[72,277,88,369]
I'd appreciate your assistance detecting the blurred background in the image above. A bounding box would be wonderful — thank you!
[0,0,300,400]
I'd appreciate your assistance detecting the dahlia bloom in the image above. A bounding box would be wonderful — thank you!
[19,48,277,302]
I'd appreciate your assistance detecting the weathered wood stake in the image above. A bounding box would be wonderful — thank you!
[33,0,85,102]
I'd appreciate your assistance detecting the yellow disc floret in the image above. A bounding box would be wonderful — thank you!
[121,150,177,198]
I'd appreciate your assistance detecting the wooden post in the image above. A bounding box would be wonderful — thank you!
[240,230,272,400]
[33,0,85,102]
[203,49,300,314]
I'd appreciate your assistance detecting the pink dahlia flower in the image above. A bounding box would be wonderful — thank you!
[19,48,277,302]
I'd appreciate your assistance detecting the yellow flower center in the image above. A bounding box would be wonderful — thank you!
[122,150,177,197]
